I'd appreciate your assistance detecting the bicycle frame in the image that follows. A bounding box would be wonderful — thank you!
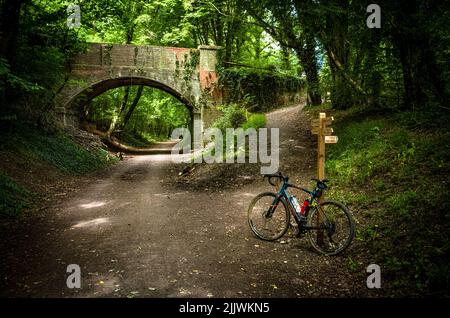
[267,180,309,221]
[252,173,355,255]
[267,180,327,230]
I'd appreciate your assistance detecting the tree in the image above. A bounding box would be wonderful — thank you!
[0,0,27,66]
[243,0,322,105]
[120,85,144,130]
[381,0,449,110]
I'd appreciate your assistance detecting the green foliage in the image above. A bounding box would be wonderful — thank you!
[0,0,86,122]
[84,86,191,145]
[20,135,114,174]
[326,120,388,185]
[219,67,304,112]
[0,58,42,94]
[81,0,194,46]
[0,122,117,174]
[243,0,449,110]
[213,104,247,132]
[120,131,159,148]
[0,172,30,217]
[175,50,200,85]
[0,0,447,297]
[323,106,450,296]
[386,190,419,220]
[243,113,266,130]
[347,257,363,272]
[210,105,266,162]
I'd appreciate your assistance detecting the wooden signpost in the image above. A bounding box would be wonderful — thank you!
[324,135,338,144]
[311,112,338,245]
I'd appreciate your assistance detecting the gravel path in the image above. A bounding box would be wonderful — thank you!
[0,104,370,297]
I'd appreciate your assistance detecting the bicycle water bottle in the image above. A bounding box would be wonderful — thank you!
[300,200,309,216]
[290,196,302,219]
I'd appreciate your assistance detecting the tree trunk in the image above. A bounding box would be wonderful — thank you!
[106,87,130,136]
[119,86,131,115]
[394,34,428,110]
[121,86,144,129]
[390,2,447,110]
[327,53,354,110]
[295,37,321,106]
[224,20,234,62]
[0,0,25,67]
[322,3,355,110]
[281,47,291,70]
[365,34,382,110]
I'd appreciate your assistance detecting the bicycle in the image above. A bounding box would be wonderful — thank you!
[247,172,355,255]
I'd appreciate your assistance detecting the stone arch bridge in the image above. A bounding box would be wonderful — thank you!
[55,43,223,135]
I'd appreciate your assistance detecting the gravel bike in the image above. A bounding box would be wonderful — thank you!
[247,172,355,255]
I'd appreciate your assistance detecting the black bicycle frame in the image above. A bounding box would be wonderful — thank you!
[268,181,328,230]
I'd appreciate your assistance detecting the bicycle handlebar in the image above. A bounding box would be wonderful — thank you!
[263,173,329,191]
[263,172,286,186]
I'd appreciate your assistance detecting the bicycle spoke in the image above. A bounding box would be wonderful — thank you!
[307,201,355,255]
[248,192,290,241]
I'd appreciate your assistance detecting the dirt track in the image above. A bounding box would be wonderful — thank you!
[0,104,372,297]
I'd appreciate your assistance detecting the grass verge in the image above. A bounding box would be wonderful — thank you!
[307,104,450,296]
[0,121,118,216]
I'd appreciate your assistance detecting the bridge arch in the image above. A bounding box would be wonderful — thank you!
[65,76,196,127]
[54,43,223,130]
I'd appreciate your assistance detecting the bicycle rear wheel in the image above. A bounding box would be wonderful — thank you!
[306,200,355,255]
[247,192,290,241]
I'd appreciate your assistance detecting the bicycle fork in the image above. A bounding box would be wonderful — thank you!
[265,195,282,218]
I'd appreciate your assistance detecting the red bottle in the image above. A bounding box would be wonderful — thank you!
[300,200,309,215]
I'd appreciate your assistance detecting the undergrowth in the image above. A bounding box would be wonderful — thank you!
[0,120,118,216]
[307,104,450,296]
[120,131,159,148]
[0,172,30,217]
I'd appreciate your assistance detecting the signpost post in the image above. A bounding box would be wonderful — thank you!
[311,112,338,245]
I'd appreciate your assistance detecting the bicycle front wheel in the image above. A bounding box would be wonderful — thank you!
[307,200,355,255]
[247,192,290,241]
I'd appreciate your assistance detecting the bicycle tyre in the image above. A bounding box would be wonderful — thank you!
[247,192,290,241]
[306,200,355,255]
